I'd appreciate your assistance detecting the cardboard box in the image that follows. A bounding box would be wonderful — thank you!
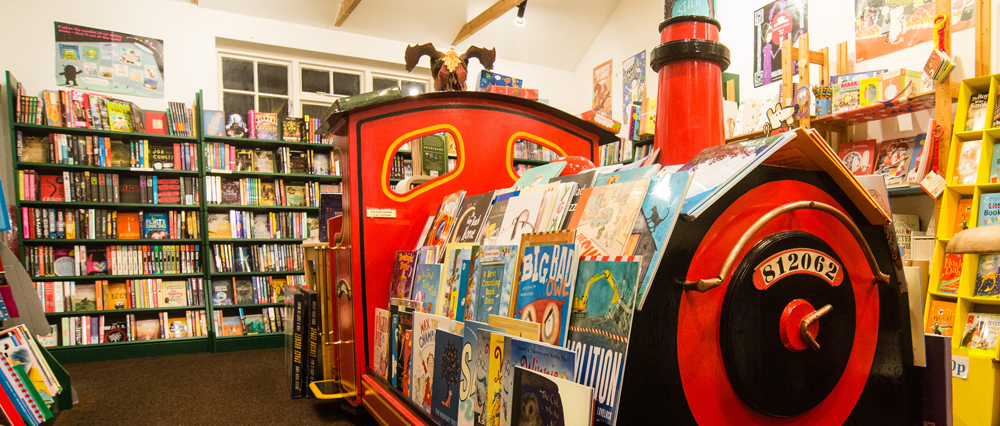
[484,85,539,100]
[579,110,622,133]
[477,70,522,91]
[833,80,861,113]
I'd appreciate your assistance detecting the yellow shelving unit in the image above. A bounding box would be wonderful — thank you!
[927,73,1000,426]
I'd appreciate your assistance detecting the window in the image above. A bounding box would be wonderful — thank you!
[218,48,431,125]
[220,56,291,124]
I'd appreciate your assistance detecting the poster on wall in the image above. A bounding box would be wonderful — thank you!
[623,51,647,119]
[54,22,164,98]
[854,0,974,62]
[593,59,613,116]
[752,0,808,88]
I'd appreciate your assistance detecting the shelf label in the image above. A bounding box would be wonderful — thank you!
[952,355,969,379]
[366,208,397,218]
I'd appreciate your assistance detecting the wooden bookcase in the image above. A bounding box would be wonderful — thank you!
[926,73,1000,426]
[5,71,212,363]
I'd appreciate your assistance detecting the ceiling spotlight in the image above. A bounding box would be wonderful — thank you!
[515,1,526,26]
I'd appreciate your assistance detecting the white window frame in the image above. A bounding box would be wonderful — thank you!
[218,51,292,116]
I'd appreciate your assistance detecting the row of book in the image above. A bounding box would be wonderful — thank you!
[24,245,202,278]
[837,132,929,187]
[16,132,198,171]
[0,325,63,425]
[45,310,209,347]
[203,143,335,176]
[207,211,309,240]
[14,84,197,136]
[209,243,304,273]
[205,176,322,207]
[288,287,319,398]
[965,89,1000,132]
[213,306,285,336]
[937,248,1000,297]
[19,171,201,206]
[33,278,205,313]
[20,208,198,240]
[633,143,654,161]
[204,109,332,144]
[513,139,559,162]
[925,300,999,353]
[951,193,1000,237]
[210,276,290,306]
[374,304,595,426]
[389,156,413,180]
[597,138,634,166]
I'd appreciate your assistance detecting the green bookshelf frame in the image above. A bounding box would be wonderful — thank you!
[6,71,295,363]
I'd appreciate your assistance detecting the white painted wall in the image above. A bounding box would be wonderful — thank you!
[0,0,576,208]
[572,0,1000,141]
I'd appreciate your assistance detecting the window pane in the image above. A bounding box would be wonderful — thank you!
[400,81,426,96]
[372,77,398,93]
[258,63,288,95]
[302,68,330,94]
[333,72,361,96]
[302,103,332,120]
[222,58,254,92]
[259,96,289,118]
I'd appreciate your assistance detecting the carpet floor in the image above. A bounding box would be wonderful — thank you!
[50,348,380,426]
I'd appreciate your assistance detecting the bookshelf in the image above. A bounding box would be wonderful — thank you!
[6,71,214,363]
[200,97,336,353]
[926,72,1000,426]
[596,136,653,167]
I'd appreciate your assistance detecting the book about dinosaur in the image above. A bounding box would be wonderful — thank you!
[512,243,577,346]
[566,257,641,426]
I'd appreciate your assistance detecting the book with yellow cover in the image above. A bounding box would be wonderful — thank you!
[105,281,130,309]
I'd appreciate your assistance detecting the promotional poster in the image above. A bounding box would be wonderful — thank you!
[54,22,165,98]
[752,0,808,88]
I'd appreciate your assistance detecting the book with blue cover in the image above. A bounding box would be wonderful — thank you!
[459,321,503,426]
[442,244,477,319]
[501,336,577,426]
[513,162,566,188]
[513,243,577,346]
[566,257,641,426]
[631,172,692,310]
[472,245,519,321]
[510,366,593,426]
[990,142,1000,183]
[412,263,444,314]
[431,329,464,426]
[979,192,1000,227]
[593,164,659,186]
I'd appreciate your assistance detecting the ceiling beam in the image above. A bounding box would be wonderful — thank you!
[335,0,362,27]
[452,0,523,46]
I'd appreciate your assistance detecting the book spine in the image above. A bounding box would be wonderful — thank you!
[291,290,305,399]
[306,290,319,398]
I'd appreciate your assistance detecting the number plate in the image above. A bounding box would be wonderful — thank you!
[753,248,844,290]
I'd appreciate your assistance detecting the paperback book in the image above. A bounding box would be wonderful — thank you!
[430,329,463,426]
[955,199,974,233]
[925,299,957,336]
[979,192,1000,227]
[472,245,519,321]
[512,243,577,346]
[567,179,650,256]
[937,253,963,295]
[510,366,594,426]
[390,251,418,300]
[424,191,467,260]
[965,93,990,131]
[838,139,877,175]
[631,172,692,310]
[975,254,1000,297]
[412,263,444,315]
[373,308,390,378]
[411,312,455,413]
[501,336,577,426]
[960,312,1000,352]
[873,137,914,186]
[452,191,495,244]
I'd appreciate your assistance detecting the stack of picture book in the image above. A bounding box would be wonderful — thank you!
[12,82,195,136]
[0,325,67,425]
[363,127,886,425]
[836,124,932,188]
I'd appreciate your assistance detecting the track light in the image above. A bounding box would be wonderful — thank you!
[515,1,526,26]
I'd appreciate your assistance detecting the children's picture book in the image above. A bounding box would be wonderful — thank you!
[567,179,650,257]
[442,244,477,320]
[513,162,566,188]
[955,198,974,234]
[960,312,1000,352]
[478,191,518,245]
[953,140,982,185]
[511,366,594,426]
[390,251,418,300]
[394,310,414,393]
[492,191,547,246]
[487,315,540,341]
[975,254,1000,298]
[424,191,467,260]
[501,337,577,426]
[202,109,226,137]
[431,329,464,426]
[373,308,390,378]
[472,327,499,426]
[566,257,641,426]
[838,139,877,176]
[512,243,577,346]
[254,150,275,173]
[541,182,578,232]
[144,212,169,239]
[925,299,957,336]
[460,321,502,426]
[412,263,444,314]
[991,142,1000,183]
[965,93,990,131]
[979,192,1000,227]
[905,133,928,184]
[937,253,963,295]
[873,137,915,186]
[486,332,505,426]
[632,172,692,310]
[452,191,495,244]
[593,165,659,186]
[411,312,455,413]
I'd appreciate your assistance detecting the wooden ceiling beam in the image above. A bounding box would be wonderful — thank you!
[452,0,523,46]
[335,0,362,27]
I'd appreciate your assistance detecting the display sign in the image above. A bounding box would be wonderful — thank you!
[622,51,647,121]
[592,59,613,117]
[854,0,974,62]
[752,0,808,88]
[54,22,165,98]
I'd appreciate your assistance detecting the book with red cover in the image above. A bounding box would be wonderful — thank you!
[838,139,877,175]
[144,111,169,135]
[39,175,65,202]
[938,253,963,294]
[156,178,181,204]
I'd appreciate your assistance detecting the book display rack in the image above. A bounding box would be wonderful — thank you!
[6,70,341,362]
[926,73,1000,426]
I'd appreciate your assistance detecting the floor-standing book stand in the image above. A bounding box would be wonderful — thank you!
[314,91,615,421]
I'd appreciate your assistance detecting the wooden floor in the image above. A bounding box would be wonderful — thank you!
[50,348,379,426]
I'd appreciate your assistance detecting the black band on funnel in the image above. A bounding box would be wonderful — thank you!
[650,39,731,72]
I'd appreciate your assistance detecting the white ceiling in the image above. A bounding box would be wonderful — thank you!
[190,0,622,71]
